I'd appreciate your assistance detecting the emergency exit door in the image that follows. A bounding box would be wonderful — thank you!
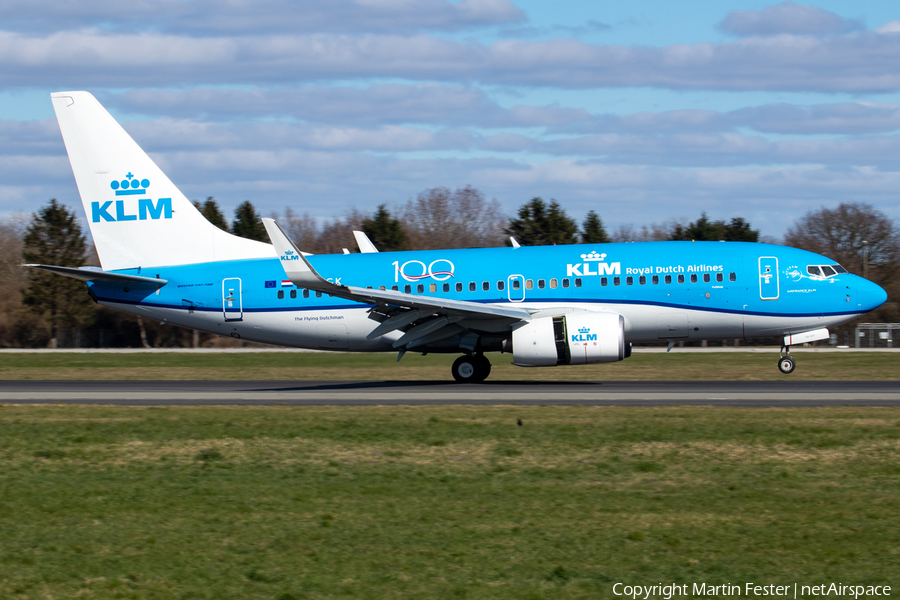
[758,257,779,300]
[223,278,243,320]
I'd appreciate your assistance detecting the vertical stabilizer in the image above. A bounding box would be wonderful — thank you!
[51,91,274,271]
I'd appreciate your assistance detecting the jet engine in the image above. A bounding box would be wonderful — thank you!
[511,312,629,367]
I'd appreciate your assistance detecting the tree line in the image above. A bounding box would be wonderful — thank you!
[0,187,896,348]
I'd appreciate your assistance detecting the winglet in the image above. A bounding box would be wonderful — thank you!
[262,218,332,289]
[353,231,379,253]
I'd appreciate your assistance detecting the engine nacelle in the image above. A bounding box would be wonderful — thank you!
[511,312,628,367]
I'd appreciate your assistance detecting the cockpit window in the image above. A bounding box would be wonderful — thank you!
[808,264,843,278]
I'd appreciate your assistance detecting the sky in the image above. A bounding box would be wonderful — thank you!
[2,0,900,239]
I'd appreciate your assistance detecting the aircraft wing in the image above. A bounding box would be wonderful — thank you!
[262,218,531,349]
[23,264,168,290]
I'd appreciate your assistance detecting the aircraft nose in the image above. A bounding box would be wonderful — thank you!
[857,279,888,312]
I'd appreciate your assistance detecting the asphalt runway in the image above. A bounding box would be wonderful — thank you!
[1,380,899,406]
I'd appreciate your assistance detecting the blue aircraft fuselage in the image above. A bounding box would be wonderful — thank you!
[86,241,886,352]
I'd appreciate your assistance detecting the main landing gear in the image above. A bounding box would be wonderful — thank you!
[451,354,492,383]
[778,345,796,374]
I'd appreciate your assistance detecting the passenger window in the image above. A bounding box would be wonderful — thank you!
[639,276,646,285]
[417,284,424,293]
[665,275,672,284]
[678,274,685,284]
[482,281,490,291]
[391,285,398,291]
[601,277,607,287]
[366,286,373,289]
[277,290,284,299]
[498,280,505,291]
[562,278,569,288]
[303,289,309,298]
[690,274,698,283]
[614,276,621,286]
[538,279,545,289]
[703,273,710,283]
[652,275,659,284]
[379,285,386,291]
[526,279,534,290]
[404,285,411,294]
[316,291,322,298]
[430,284,437,293]
[469,282,476,291]
[729,272,736,282]
[443,283,450,292]
[550,278,558,289]
[626,276,633,285]
[821,266,836,277]
[456,282,463,292]
[807,266,822,277]
[290,289,297,299]
[513,280,521,290]
[716,273,723,282]
[575,278,582,287]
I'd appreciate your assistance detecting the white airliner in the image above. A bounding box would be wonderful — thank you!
[28,92,888,382]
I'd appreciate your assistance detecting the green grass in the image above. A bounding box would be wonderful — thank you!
[0,350,897,380]
[0,404,898,599]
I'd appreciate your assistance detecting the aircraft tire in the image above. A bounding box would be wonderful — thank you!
[452,355,481,383]
[778,355,796,374]
[473,354,492,382]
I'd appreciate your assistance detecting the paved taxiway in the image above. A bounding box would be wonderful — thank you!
[1,380,898,406]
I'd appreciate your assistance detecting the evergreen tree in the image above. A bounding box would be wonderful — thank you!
[231,201,268,242]
[362,204,408,252]
[505,198,578,246]
[193,197,230,232]
[21,199,94,347]
[722,217,760,242]
[580,210,610,244]
[670,213,759,242]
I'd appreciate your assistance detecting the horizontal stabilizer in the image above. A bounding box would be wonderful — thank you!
[24,264,168,290]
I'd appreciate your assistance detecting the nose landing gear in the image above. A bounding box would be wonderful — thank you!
[451,354,492,383]
[778,346,795,374]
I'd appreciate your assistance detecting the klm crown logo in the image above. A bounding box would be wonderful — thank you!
[581,251,606,262]
[571,325,597,343]
[92,171,171,223]
[110,173,150,196]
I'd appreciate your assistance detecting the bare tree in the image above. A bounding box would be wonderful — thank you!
[402,186,506,250]
[784,202,899,282]
[316,209,366,254]
[273,207,319,251]
[609,222,674,243]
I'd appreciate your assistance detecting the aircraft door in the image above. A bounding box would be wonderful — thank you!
[223,278,243,321]
[758,257,779,300]
[508,274,525,302]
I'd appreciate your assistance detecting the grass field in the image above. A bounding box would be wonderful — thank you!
[1,404,898,599]
[0,350,897,381]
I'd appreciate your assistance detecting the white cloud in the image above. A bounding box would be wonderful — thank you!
[0,0,524,35]
[718,2,862,37]
[877,21,900,34]
[3,28,900,92]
